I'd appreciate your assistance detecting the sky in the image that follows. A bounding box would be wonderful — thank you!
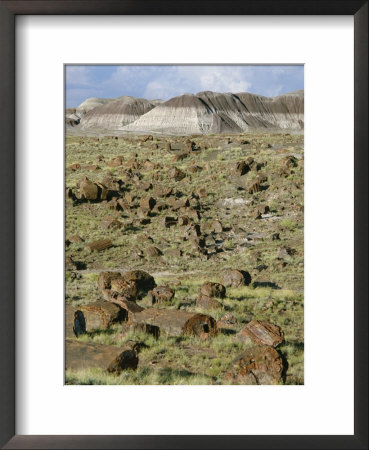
[65,65,304,108]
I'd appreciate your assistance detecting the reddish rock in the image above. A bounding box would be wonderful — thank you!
[248,179,261,194]
[110,278,139,299]
[226,346,284,385]
[75,301,124,332]
[147,286,175,305]
[140,196,156,211]
[196,294,223,310]
[146,246,162,258]
[86,239,112,252]
[199,282,226,299]
[98,271,122,292]
[121,270,156,297]
[222,269,252,287]
[100,216,123,230]
[162,216,178,228]
[237,320,284,347]
[165,248,182,258]
[169,167,185,181]
[68,234,84,243]
[107,156,124,167]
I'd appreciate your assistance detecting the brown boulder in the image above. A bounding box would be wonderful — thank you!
[165,248,182,258]
[78,177,109,201]
[162,216,178,228]
[86,239,112,252]
[226,346,284,385]
[199,282,226,299]
[107,156,123,167]
[169,167,185,181]
[65,339,138,374]
[146,246,162,258]
[233,160,251,176]
[78,177,98,200]
[217,313,238,326]
[178,216,189,226]
[248,179,261,194]
[75,301,124,333]
[140,196,156,211]
[196,294,223,310]
[222,269,252,287]
[121,270,156,297]
[110,296,144,320]
[147,286,175,305]
[67,163,81,171]
[100,216,123,230]
[68,234,84,243]
[237,319,284,347]
[65,256,78,271]
[282,155,298,168]
[98,271,122,292]
[111,278,139,299]
[212,220,223,233]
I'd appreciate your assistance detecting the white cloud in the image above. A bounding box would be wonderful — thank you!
[65,66,92,87]
[143,66,253,99]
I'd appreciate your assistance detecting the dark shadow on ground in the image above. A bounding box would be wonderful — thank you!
[253,281,281,289]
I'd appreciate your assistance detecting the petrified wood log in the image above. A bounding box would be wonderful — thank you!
[196,294,223,310]
[222,269,251,287]
[198,282,226,299]
[110,296,144,321]
[147,286,175,305]
[237,320,284,347]
[75,301,125,333]
[86,239,112,252]
[132,308,217,337]
[98,271,122,291]
[226,345,283,385]
[65,339,138,374]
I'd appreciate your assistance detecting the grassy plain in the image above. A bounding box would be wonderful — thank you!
[65,131,304,385]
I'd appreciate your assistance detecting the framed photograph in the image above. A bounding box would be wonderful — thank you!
[1,1,367,449]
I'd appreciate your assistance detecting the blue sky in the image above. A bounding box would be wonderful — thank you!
[65,65,304,108]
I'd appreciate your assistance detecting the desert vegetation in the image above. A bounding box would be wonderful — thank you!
[65,131,304,385]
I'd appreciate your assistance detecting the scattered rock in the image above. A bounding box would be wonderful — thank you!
[282,155,298,168]
[100,216,123,230]
[248,179,261,195]
[146,246,162,258]
[86,239,113,252]
[199,282,226,299]
[233,160,251,176]
[111,277,139,299]
[196,294,223,310]
[226,345,284,385]
[121,270,156,298]
[237,319,284,347]
[222,269,252,287]
[65,256,78,271]
[165,248,182,258]
[98,271,122,292]
[68,234,84,243]
[169,167,185,181]
[147,286,175,305]
[132,308,217,337]
[65,339,139,374]
[75,301,125,333]
[140,196,156,211]
[78,177,109,201]
[162,216,178,228]
[212,220,223,233]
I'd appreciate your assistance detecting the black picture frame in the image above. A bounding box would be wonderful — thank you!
[0,1,367,449]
